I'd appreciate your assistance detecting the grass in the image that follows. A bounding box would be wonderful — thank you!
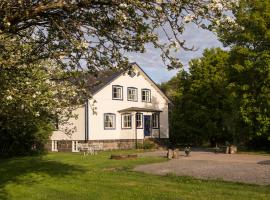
[0,150,269,200]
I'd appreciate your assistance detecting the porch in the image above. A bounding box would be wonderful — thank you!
[118,107,162,139]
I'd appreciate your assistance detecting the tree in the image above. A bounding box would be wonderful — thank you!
[0,54,86,156]
[163,0,270,148]
[0,1,239,155]
[217,0,270,138]
[0,0,237,71]
[164,47,259,146]
[162,48,239,146]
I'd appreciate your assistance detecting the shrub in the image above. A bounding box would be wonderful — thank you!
[0,111,54,157]
[142,140,156,149]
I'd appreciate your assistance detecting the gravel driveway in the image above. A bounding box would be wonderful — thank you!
[134,151,270,185]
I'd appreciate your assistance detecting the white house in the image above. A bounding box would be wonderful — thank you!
[48,63,170,152]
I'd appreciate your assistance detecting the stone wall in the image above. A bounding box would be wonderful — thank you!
[46,139,144,152]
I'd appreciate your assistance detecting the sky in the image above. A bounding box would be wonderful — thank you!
[127,24,224,84]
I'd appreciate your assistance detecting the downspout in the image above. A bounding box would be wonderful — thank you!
[158,112,161,140]
[135,112,138,149]
[85,100,89,142]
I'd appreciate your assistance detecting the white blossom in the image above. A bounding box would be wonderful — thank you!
[215,3,223,11]
[225,16,235,23]
[45,79,51,84]
[119,3,127,8]
[184,14,195,23]
[81,42,88,49]
[6,95,13,100]
[59,55,65,59]
[35,112,40,117]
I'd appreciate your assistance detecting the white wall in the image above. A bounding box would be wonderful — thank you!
[51,106,86,141]
[88,66,169,140]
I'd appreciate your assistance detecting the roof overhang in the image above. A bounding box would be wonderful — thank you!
[118,107,162,113]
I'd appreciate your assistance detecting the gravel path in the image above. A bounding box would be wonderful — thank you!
[134,151,270,185]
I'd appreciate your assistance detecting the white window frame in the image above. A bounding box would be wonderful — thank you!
[72,141,79,152]
[142,89,151,102]
[122,113,132,129]
[152,113,159,129]
[104,113,116,129]
[112,85,123,100]
[51,140,58,152]
[136,113,143,128]
[127,87,138,101]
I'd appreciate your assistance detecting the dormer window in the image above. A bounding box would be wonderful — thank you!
[127,87,138,101]
[142,89,151,102]
[112,85,123,100]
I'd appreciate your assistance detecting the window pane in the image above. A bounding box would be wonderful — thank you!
[142,91,146,101]
[128,88,137,101]
[136,114,142,128]
[142,90,150,102]
[105,114,115,129]
[113,87,122,99]
[152,114,158,128]
[122,114,132,128]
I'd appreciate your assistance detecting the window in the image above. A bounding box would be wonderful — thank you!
[122,114,132,129]
[142,89,151,102]
[72,141,79,152]
[152,113,159,129]
[136,113,143,128]
[127,87,138,101]
[112,85,123,100]
[52,140,58,152]
[104,113,116,129]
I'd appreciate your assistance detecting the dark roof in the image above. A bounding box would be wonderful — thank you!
[118,107,162,113]
[89,70,124,94]
[71,69,124,94]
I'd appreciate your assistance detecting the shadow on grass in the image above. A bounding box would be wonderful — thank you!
[0,156,86,200]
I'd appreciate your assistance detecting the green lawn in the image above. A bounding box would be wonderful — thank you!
[0,150,269,200]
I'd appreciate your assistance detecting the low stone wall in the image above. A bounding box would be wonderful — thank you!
[46,139,144,152]
[86,139,144,150]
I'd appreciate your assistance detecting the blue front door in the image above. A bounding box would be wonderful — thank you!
[144,115,151,137]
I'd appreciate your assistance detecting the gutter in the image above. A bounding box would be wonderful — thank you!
[85,100,89,142]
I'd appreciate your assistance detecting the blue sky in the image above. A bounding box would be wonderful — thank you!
[127,24,224,83]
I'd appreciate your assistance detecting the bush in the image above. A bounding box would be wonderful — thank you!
[142,140,155,149]
[0,111,54,157]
